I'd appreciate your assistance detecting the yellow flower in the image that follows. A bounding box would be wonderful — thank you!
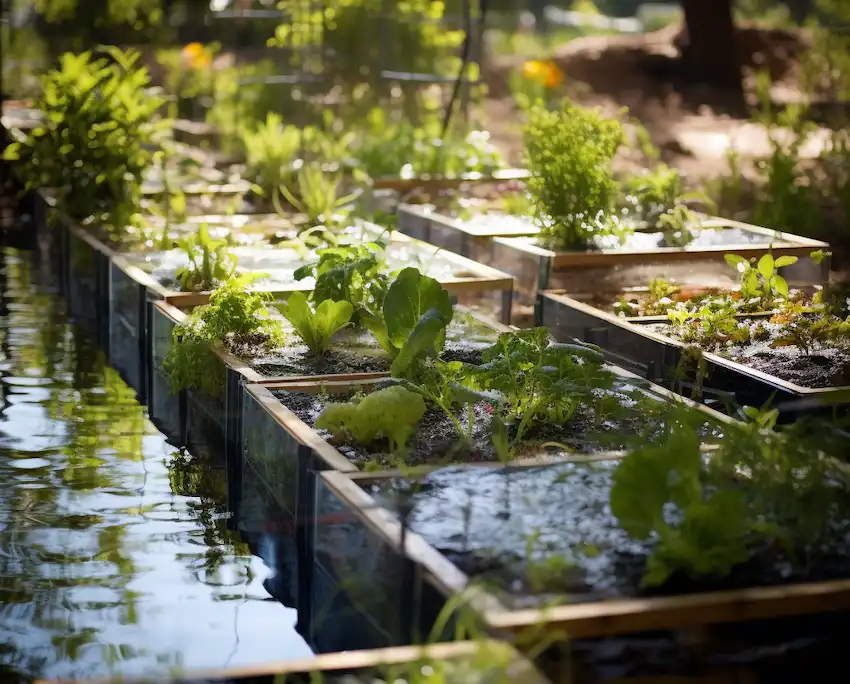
[522,59,563,89]
[182,42,212,70]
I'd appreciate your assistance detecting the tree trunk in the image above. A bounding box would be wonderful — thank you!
[679,0,743,93]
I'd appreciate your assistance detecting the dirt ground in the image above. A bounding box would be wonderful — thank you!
[480,21,830,183]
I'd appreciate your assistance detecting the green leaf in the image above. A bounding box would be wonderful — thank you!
[772,275,789,297]
[757,254,775,280]
[361,312,395,355]
[810,249,830,265]
[773,255,798,268]
[278,291,353,356]
[384,267,453,348]
[390,308,450,378]
[724,254,749,270]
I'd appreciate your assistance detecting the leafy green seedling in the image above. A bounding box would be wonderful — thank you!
[278,163,361,230]
[315,385,426,455]
[725,252,798,303]
[175,224,238,292]
[277,291,353,356]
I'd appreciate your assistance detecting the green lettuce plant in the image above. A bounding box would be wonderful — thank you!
[316,385,426,455]
[277,291,353,356]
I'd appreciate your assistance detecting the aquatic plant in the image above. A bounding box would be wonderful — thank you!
[240,112,302,204]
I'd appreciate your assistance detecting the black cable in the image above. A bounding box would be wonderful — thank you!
[441,0,487,138]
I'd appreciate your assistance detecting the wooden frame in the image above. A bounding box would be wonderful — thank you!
[315,463,850,645]
[373,168,530,194]
[38,640,549,684]
[239,366,734,595]
[112,225,515,322]
[150,300,511,520]
[537,290,850,416]
[395,206,830,306]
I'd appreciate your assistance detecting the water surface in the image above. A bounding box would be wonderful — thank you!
[0,247,313,683]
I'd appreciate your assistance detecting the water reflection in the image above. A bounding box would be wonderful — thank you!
[0,248,313,682]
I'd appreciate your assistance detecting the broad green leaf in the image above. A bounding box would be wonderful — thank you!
[773,255,798,268]
[757,254,775,280]
[772,275,789,297]
[384,267,453,348]
[390,308,449,378]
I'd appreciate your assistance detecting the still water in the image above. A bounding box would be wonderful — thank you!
[0,247,313,682]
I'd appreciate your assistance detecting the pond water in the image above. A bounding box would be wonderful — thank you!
[0,247,313,682]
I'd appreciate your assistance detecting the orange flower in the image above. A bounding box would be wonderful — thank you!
[182,42,212,70]
[522,59,563,89]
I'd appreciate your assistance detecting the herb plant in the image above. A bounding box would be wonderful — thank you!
[277,291,354,356]
[174,224,238,292]
[164,275,284,395]
[523,101,625,249]
[278,164,361,231]
[610,413,850,587]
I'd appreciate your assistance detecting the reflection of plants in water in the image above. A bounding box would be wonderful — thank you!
[164,449,251,581]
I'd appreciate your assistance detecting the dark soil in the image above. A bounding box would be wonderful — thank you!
[274,382,721,469]
[368,462,850,608]
[647,318,850,389]
[235,312,502,379]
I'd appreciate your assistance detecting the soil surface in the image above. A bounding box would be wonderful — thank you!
[646,318,850,388]
[242,312,502,378]
[274,381,721,469]
[369,461,850,608]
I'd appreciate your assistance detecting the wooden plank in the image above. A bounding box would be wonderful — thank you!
[542,290,850,400]
[320,465,850,641]
[37,640,548,684]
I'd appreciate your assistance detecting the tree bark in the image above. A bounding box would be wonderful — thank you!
[679,0,743,93]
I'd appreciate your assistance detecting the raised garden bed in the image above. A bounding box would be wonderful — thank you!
[37,641,548,684]
[149,299,510,506]
[239,357,731,606]
[538,290,850,417]
[397,205,830,308]
[312,435,850,650]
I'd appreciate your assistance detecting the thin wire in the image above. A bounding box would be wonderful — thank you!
[441,0,485,138]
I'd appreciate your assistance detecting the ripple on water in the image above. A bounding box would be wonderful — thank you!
[0,246,313,681]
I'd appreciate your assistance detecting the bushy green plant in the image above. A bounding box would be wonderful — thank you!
[279,164,361,230]
[164,275,284,395]
[240,112,302,203]
[4,47,168,235]
[294,239,392,320]
[353,107,504,180]
[523,101,625,249]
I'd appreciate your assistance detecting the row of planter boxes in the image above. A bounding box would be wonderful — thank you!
[22,181,850,665]
[10,114,849,680]
[395,202,849,417]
